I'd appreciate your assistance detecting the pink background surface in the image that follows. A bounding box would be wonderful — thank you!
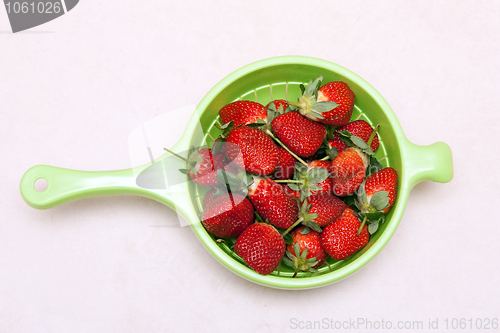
[1,1,499,332]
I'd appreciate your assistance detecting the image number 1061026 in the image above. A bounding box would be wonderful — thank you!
[5,1,62,14]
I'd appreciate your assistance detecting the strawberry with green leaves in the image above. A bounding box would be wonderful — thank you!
[235,222,285,275]
[288,76,354,127]
[355,167,398,234]
[219,101,267,127]
[328,120,380,154]
[283,226,327,277]
[331,147,370,196]
[167,147,225,187]
[363,167,398,214]
[320,208,369,261]
[315,81,355,126]
[202,193,254,239]
[247,176,299,230]
[242,102,314,170]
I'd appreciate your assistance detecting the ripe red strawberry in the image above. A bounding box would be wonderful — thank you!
[286,226,327,271]
[288,77,354,127]
[359,167,398,214]
[331,147,369,196]
[307,160,332,195]
[179,147,225,187]
[273,146,297,180]
[271,111,326,157]
[202,194,254,239]
[316,81,355,126]
[320,208,369,261]
[224,126,279,175]
[306,193,348,227]
[247,176,299,229]
[328,120,380,153]
[234,222,285,275]
[219,101,267,127]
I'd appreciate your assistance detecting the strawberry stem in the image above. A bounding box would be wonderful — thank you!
[265,130,308,167]
[367,124,380,147]
[274,179,304,184]
[357,214,368,235]
[287,101,304,109]
[319,156,330,161]
[281,217,304,237]
[163,148,189,162]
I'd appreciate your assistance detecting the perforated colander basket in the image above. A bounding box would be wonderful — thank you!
[21,56,453,289]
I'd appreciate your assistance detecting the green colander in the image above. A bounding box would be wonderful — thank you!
[20,56,453,289]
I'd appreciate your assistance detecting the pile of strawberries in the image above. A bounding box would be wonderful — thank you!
[174,77,398,277]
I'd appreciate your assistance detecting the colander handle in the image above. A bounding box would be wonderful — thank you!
[20,165,153,210]
[403,140,454,188]
[20,158,191,212]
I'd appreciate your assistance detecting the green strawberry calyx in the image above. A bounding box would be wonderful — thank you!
[298,198,322,233]
[282,242,319,278]
[337,124,379,156]
[356,181,390,213]
[281,198,321,237]
[355,181,389,234]
[287,76,338,121]
[274,163,330,202]
[338,131,374,156]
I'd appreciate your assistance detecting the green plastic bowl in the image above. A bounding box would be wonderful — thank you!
[20,56,453,289]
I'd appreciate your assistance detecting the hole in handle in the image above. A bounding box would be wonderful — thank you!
[34,178,48,192]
